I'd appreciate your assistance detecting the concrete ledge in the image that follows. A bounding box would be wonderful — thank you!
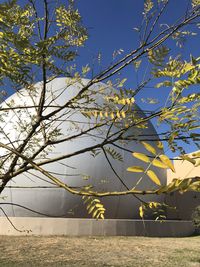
[0,217,195,237]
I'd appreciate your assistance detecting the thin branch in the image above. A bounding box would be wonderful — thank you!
[102,147,147,204]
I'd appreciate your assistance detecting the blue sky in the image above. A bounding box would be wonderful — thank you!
[76,0,199,65]
[75,0,199,103]
[74,0,200,156]
[2,0,200,156]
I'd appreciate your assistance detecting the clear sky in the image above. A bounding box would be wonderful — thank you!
[3,0,200,156]
[75,0,199,101]
[76,0,199,66]
[74,0,200,156]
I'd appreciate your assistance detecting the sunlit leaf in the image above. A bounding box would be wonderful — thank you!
[144,0,153,14]
[134,60,142,69]
[121,110,126,118]
[192,151,200,157]
[157,141,163,149]
[127,166,145,172]
[118,78,127,88]
[159,154,175,172]
[152,159,168,169]
[180,155,196,165]
[147,170,161,186]
[139,205,144,218]
[132,152,150,163]
[141,141,156,155]
[100,214,104,219]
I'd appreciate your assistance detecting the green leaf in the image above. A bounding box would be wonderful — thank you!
[147,170,161,186]
[132,152,150,163]
[127,166,145,172]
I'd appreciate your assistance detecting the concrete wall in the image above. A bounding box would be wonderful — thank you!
[166,151,200,220]
[167,152,200,184]
[165,191,200,220]
[0,217,194,237]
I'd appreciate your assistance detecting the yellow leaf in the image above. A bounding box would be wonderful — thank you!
[130,97,135,103]
[159,154,175,172]
[121,98,126,105]
[114,96,119,102]
[157,185,168,194]
[152,159,168,169]
[181,155,196,165]
[92,209,99,218]
[183,63,194,73]
[132,152,150,163]
[110,112,115,119]
[116,111,121,118]
[100,214,104,219]
[95,203,103,208]
[195,160,200,167]
[192,151,200,157]
[141,141,156,155]
[148,202,159,209]
[147,170,161,186]
[127,166,145,172]
[139,206,144,218]
[88,205,96,214]
[157,141,163,149]
[104,111,108,117]
[121,111,126,118]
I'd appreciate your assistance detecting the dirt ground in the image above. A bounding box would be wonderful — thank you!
[0,236,199,267]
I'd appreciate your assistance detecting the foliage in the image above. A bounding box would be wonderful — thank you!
[139,201,170,221]
[83,196,105,219]
[0,0,199,221]
[0,0,87,87]
[127,141,175,186]
[192,205,200,232]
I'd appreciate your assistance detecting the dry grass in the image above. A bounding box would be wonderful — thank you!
[0,236,199,267]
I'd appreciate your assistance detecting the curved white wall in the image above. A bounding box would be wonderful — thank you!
[0,78,167,219]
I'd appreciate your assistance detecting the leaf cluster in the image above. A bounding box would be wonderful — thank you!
[83,196,105,219]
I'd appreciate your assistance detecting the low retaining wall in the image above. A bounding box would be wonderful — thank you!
[0,217,195,237]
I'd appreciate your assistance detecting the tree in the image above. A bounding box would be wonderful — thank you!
[0,0,199,220]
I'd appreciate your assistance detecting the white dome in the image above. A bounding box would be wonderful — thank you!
[0,78,167,219]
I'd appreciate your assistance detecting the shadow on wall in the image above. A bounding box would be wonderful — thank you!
[165,151,200,220]
[165,190,200,220]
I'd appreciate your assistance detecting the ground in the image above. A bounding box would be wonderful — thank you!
[0,236,199,267]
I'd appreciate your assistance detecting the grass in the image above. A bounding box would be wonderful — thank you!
[0,236,199,267]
